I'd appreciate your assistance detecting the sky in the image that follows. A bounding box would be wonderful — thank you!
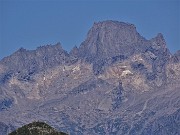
[0,0,180,59]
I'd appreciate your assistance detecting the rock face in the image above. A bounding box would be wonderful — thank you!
[0,20,179,135]
[79,21,143,60]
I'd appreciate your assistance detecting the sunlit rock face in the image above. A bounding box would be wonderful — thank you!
[0,20,179,135]
[79,21,138,58]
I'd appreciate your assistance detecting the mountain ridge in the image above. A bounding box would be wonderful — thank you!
[0,20,179,135]
[1,20,176,60]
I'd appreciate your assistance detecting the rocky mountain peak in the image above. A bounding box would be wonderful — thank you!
[16,47,27,53]
[88,20,140,46]
[69,45,79,57]
[0,43,70,76]
[79,20,144,60]
[153,33,167,49]
[36,42,64,52]
[174,50,180,56]
[171,50,180,63]
[89,20,137,35]
[148,33,171,59]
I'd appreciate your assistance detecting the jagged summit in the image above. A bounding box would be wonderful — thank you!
[69,45,79,57]
[174,50,180,56]
[0,42,70,74]
[92,20,136,28]
[0,42,65,61]
[87,20,140,43]
[36,42,64,51]
[78,20,163,61]
[151,33,167,48]
[16,47,27,52]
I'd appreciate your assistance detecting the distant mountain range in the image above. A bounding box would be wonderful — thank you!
[0,20,179,135]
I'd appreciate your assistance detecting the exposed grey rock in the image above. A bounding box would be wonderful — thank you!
[69,46,79,58]
[171,50,180,63]
[78,20,144,60]
[111,82,124,110]
[0,43,70,82]
[0,20,179,135]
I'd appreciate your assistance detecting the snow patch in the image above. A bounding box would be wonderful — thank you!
[121,70,133,77]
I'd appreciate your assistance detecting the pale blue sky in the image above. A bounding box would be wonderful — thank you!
[0,0,180,59]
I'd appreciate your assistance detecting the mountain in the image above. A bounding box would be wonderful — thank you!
[79,21,143,60]
[8,121,68,135]
[0,20,179,135]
